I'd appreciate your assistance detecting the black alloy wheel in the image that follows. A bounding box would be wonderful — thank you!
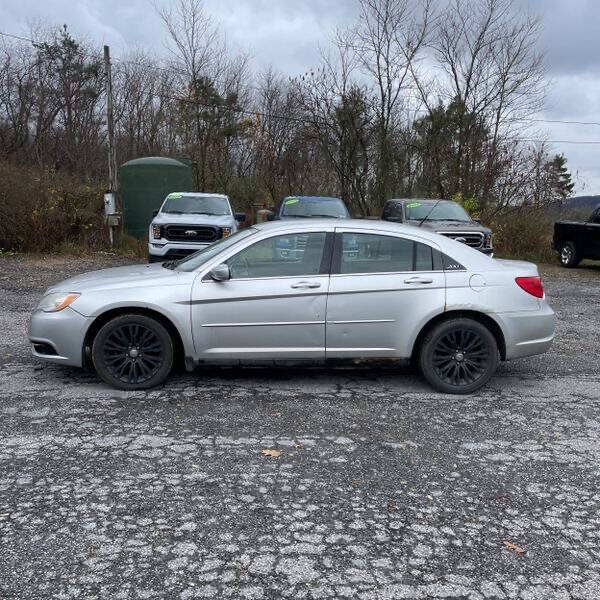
[420,318,498,394]
[92,314,173,390]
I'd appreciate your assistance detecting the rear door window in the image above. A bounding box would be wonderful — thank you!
[336,233,437,274]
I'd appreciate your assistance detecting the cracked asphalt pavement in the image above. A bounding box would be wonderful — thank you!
[1,255,600,599]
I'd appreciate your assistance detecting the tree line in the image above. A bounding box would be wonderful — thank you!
[0,0,575,220]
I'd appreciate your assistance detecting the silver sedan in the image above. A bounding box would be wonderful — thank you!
[29,219,556,394]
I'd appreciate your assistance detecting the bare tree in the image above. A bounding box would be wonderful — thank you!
[412,0,546,211]
[352,0,432,208]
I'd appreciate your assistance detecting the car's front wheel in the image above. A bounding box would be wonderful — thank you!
[419,318,499,394]
[559,241,580,268]
[92,314,173,390]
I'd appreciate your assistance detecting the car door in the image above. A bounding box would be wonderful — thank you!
[191,229,333,360]
[326,229,446,358]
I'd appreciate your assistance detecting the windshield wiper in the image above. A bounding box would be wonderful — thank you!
[188,211,222,216]
[309,214,344,218]
[163,210,185,214]
[161,260,178,270]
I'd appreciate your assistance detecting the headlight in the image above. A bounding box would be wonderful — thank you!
[152,224,162,240]
[222,227,232,238]
[484,233,493,248]
[37,292,80,313]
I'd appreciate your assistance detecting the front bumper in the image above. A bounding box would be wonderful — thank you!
[29,307,92,367]
[148,242,210,261]
[495,302,556,360]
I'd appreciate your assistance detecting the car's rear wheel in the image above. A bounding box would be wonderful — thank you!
[560,241,580,268]
[419,318,499,394]
[92,314,173,390]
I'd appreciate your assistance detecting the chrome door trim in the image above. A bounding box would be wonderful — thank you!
[327,319,395,325]
[202,320,325,328]
[186,291,327,305]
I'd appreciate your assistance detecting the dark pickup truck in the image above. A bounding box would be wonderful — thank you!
[553,205,600,267]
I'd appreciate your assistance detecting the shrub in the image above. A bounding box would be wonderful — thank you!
[0,161,106,252]
[491,209,556,263]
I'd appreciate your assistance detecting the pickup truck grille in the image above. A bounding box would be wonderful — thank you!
[164,225,222,243]
[437,231,484,248]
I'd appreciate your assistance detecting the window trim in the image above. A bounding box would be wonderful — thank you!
[223,231,334,281]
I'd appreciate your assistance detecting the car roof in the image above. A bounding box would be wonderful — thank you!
[168,192,229,198]
[284,195,343,201]
[386,198,451,204]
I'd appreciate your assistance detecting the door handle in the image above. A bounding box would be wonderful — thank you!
[291,281,321,289]
[404,277,433,284]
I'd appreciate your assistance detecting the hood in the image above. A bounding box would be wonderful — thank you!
[407,219,492,234]
[46,263,186,294]
[152,212,234,227]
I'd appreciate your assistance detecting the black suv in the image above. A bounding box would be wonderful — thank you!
[381,198,493,255]
[553,205,600,267]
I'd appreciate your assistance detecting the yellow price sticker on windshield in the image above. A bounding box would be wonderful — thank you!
[406,202,421,208]
[167,193,183,199]
[285,197,300,205]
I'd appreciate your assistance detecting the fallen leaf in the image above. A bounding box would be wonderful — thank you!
[503,540,526,555]
[261,449,281,458]
[293,443,303,449]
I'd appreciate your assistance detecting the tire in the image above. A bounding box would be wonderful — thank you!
[559,241,580,268]
[419,318,499,394]
[92,314,174,390]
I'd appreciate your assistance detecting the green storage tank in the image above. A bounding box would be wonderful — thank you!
[120,157,194,239]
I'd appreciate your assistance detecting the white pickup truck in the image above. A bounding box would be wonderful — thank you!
[148,192,246,263]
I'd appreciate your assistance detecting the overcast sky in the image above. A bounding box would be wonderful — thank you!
[2,0,600,196]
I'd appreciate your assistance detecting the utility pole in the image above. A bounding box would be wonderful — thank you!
[103,45,119,245]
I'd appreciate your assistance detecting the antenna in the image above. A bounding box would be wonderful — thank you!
[417,199,443,227]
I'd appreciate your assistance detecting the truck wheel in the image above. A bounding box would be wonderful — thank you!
[92,314,173,390]
[560,242,580,268]
[419,318,499,395]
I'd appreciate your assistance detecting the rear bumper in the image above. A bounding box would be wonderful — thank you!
[28,307,92,367]
[496,302,556,360]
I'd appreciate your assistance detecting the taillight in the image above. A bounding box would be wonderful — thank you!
[515,276,544,298]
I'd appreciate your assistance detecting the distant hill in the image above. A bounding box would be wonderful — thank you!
[565,196,600,211]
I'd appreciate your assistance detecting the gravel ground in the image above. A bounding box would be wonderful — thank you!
[1,254,599,600]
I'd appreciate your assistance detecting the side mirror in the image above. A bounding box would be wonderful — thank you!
[234,212,246,222]
[266,211,276,222]
[208,263,230,282]
[473,218,481,224]
[152,209,159,218]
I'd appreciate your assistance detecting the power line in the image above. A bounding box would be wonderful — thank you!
[0,30,34,44]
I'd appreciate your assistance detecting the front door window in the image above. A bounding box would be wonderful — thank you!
[227,232,328,279]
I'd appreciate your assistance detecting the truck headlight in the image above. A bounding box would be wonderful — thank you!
[37,292,80,313]
[484,233,493,248]
[222,227,232,238]
[152,224,162,240]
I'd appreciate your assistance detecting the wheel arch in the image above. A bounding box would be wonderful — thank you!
[411,310,507,363]
[82,307,186,369]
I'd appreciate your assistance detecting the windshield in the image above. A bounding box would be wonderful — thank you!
[161,194,231,216]
[281,197,348,218]
[405,201,471,222]
[175,228,257,272]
